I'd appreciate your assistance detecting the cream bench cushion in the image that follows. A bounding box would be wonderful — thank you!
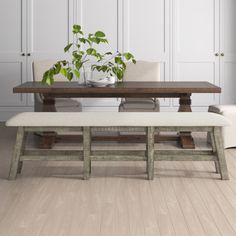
[6,112,230,127]
[209,104,236,148]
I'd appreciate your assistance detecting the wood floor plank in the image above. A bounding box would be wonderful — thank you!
[174,162,221,236]
[135,162,161,236]
[169,162,206,236]
[149,165,176,236]
[126,174,147,236]
[99,163,120,236]
[158,162,190,236]
[201,161,236,234]
[187,161,236,236]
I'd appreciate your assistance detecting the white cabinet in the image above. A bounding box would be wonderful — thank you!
[0,0,75,119]
[0,0,27,107]
[172,0,220,110]
[220,0,236,104]
[76,0,120,110]
[123,0,170,107]
[172,0,236,109]
[26,0,74,105]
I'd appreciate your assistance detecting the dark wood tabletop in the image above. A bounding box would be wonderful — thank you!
[13,81,221,98]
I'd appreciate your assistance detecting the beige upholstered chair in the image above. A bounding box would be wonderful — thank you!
[119,61,160,112]
[208,104,236,148]
[33,60,82,112]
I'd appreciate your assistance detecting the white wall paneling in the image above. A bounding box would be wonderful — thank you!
[172,0,220,108]
[0,0,27,107]
[26,0,75,106]
[76,0,120,108]
[220,0,236,104]
[123,0,171,108]
[0,0,236,120]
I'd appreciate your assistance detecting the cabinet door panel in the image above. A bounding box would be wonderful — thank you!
[123,0,170,107]
[173,0,220,108]
[0,63,26,106]
[28,0,73,55]
[77,0,120,108]
[220,0,236,104]
[124,0,167,59]
[27,0,74,105]
[77,0,118,53]
[0,0,22,52]
[0,0,27,106]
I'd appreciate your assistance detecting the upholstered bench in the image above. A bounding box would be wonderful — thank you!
[6,112,230,180]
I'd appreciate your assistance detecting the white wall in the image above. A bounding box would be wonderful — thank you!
[0,0,236,120]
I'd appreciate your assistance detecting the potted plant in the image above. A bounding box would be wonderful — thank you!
[42,25,136,85]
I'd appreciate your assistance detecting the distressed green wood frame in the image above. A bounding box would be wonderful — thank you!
[8,125,229,180]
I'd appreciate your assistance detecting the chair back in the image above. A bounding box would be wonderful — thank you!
[124,61,160,82]
[32,60,67,82]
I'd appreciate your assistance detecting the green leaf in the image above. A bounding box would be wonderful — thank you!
[112,67,123,80]
[132,59,136,64]
[79,38,86,44]
[73,25,81,33]
[42,71,49,84]
[64,43,73,52]
[74,70,80,78]
[101,65,108,72]
[100,38,108,43]
[86,48,96,55]
[116,69,123,80]
[72,51,82,60]
[60,68,67,77]
[123,52,133,60]
[105,52,112,55]
[95,31,106,38]
[42,70,54,85]
[75,61,82,70]
[46,76,54,85]
[54,63,61,74]
[91,37,101,44]
[61,60,68,66]
[115,56,123,64]
[67,72,73,81]
[95,65,102,71]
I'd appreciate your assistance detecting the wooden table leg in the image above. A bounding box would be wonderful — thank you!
[178,93,195,149]
[38,95,57,149]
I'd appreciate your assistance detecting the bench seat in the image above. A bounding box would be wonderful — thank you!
[6,112,230,180]
[6,112,229,127]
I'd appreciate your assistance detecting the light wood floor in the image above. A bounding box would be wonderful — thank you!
[1,124,236,236]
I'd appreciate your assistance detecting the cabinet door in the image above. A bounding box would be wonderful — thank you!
[0,0,27,106]
[26,0,75,105]
[123,0,170,107]
[172,0,220,109]
[220,0,236,104]
[77,0,120,110]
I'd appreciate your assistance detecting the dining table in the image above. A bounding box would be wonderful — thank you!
[13,81,221,149]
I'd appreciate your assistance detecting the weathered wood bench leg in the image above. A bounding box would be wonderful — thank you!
[83,127,91,180]
[213,127,229,180]
[147,127,155,180]
[8,127,25,180]
[209,131,220,174]
[17,131,28,174]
